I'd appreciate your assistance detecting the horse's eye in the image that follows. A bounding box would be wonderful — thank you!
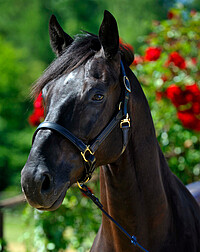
[92,94,104,101]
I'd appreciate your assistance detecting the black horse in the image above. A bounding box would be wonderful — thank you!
[21,11,200,251]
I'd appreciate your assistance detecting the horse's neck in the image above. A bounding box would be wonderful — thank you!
[94,69,200,252]
[99,70,172,250]
[99,136,171,250]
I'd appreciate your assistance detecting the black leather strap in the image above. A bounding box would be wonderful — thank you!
[33,122,87,153]
[121,126,130,154]
[90,109,123,153]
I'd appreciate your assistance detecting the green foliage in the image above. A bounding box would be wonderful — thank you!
[0,0,54,63]
[132,4,200,184]
[0,36,43,190]
[0,238,7,252]
[0,0,173,64]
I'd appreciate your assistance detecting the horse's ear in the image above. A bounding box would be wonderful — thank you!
[49,15,73,56]
[99,10,119,59]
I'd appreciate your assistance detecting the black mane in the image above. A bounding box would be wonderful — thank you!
[32,33,134,97]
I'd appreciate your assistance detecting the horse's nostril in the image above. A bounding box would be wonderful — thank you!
[41,173,51,192]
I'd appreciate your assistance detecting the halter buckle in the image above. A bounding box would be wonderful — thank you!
[81,146,94,162]
[77,178,89,189]
[120,113,130,128]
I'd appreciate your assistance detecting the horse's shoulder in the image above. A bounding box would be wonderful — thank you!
[165,175,200,250]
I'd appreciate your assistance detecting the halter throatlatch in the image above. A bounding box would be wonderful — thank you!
[32,60,131,183]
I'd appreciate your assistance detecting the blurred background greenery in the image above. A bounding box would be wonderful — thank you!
[0,0,199,251]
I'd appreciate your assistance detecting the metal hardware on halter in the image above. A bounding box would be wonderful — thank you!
[77,180,89,189]
[120,113,131,128]
[77,181,83,189]
[123,76,131,93]
[81,146,94,162]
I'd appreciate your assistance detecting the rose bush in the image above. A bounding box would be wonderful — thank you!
[132,4,200,183]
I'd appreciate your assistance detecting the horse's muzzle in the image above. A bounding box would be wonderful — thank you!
[21,164,70,211]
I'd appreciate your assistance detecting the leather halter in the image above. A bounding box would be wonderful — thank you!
[32,61,131,183]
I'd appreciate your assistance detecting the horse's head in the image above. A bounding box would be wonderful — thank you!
[21,11,134,211]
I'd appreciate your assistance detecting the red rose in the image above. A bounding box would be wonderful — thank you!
[165,85,185,107]
[29,108,44,126]
[185,84,200,98]
[166,52,186,69]
[167,11,174,19]
[34,107,44,118]
[178,111,196,126]
[195,123,200,131]
[166,84,200,108]
[166,84,200,131]
[177,111,200,131]
[132,55,144,65]
[144,47,161,61]
[186,84,200,114]
[34,92,43,108]
[29,113,41,127]
[192,102,200,114]
[29,92,44,126]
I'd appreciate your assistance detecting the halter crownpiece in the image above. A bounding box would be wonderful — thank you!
[32,60,131,183]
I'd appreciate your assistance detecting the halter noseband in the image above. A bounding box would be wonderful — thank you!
[32,61,131,183]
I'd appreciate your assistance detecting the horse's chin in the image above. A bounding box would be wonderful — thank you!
[37,190,67,211]
[23,182,70,212]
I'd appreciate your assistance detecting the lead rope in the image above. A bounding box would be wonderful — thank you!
[77,183,149,252]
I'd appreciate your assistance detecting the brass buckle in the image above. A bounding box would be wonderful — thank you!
[120,114,131,128]
[77,178,89,189]
[81,146,94,162]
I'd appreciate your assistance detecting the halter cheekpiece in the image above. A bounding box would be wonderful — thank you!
[32,60,131,183]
